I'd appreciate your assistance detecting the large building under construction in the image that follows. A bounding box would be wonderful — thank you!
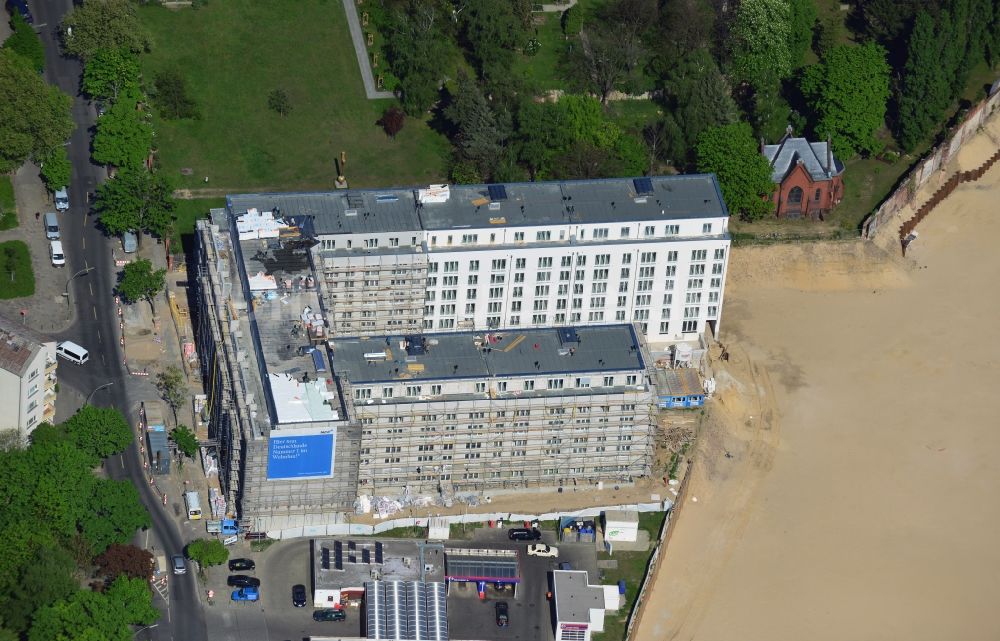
[194,176,730,531]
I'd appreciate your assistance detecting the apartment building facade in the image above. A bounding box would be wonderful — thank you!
[228,175,731,347]
[332,326,655,497]
[0,314,57,440]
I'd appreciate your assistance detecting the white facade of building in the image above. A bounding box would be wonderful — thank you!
[0,315,57,440]
[233,175,731,348]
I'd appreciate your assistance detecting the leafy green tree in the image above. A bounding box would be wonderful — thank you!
[0,428,26,452]
[60,0,150,62]
[0,544,77,633]
[445,74,512,182]
[81,479,150,554]
[515,101,574,179]
[62,406,132,460]
[729,0,792,87]
[186,538,228,567]
[152,68,199,119]
[39,146,72,192]
[751,81,795,143]
[460,0,525,87]
[92,87,152,170]
[786,0,816,68]
[552,141,626,180]
[3,12,45,72]
[0,50,74,173]
[29,577,157,641]
[385,0,451,115]
[95,167,175,238]
[117,259,166,314]
[696,122,775,222]
[656,0,716,61]
[267,88,291,116]
[82,48,140,101]
[104,576,158,626]
[155,366,187,423]
[170,425,198,459]
[800,43,890,157]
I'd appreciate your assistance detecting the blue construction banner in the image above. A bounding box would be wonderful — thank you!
[267,433,335,479]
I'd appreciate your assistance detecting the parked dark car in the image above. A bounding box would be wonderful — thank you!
[507,528,541,541]
[292,584,307,607]
[495,601,509,627]
[227,575,261,588]
[5,0,33,23]
[313,608,347,622]
[228,558,256,572]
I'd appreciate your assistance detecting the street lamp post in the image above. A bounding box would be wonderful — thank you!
[86,381,115,405]
[64,266,95,304]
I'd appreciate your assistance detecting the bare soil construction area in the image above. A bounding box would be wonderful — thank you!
[636,123,1000,641]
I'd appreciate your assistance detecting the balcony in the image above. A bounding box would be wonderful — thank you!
[42,404,55,421]
[45,359,57,374]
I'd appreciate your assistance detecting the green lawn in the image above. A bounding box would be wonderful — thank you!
[137,0,449,191]
[0,175,17,230]
[170,197,225,254]
[0,241,35,299]
[592,512,667,641]
[513,13,569,93]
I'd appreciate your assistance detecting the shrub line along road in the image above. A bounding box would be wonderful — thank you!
[33,2,207,640]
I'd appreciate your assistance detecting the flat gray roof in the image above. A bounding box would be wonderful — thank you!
[419,176,727,230]
[228,190,422,235]
[331,325,645,385]
[226,175,727,236]
[554,570,606,624]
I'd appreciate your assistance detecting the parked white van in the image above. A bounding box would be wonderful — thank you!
[56,341,89,364]
[49,240,65,266]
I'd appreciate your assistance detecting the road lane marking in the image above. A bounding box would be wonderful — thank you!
[82,236,85,250]
[89,282,94,296]
[97,329,102,343]
[93,306,98,319]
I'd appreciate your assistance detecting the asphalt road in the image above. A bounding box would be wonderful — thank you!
[33,3,207,640]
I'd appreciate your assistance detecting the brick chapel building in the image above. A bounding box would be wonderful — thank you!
[761,129,845,220]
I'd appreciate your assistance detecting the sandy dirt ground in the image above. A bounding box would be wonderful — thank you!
[635,117,1000,641]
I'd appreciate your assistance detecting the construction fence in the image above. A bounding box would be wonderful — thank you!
[862,80,1000,243]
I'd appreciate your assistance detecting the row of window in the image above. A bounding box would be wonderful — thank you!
[353,378,644,400]
[427,249,725,274]
[428,224,719,246]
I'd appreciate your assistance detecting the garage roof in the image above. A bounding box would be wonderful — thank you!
[444,548,520,583]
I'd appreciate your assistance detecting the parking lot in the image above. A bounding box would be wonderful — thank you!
[202,527,598,641]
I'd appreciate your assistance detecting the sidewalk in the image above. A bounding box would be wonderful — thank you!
[0,163,76,333]
[340,0,394,100]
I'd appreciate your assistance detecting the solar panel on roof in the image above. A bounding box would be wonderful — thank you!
[633,177,654,195]
[362,548,371,564]
[335,548,343,570]
[487,184,508,201]
[322,547,330,570]
[375,542,384,564]
[349,540,356,550]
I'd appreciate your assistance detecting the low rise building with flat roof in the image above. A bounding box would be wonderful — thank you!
[312,538,445,608]
[552,570,620,641]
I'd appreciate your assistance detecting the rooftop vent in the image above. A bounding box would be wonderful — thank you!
[345,209,358,217]
[488,202,501,211]
[375,194,399,203]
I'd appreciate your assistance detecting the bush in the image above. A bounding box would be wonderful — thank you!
[0,175,16,231]
[0,241,34,299]
[561,6,582,36]
[186,539,228,567]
